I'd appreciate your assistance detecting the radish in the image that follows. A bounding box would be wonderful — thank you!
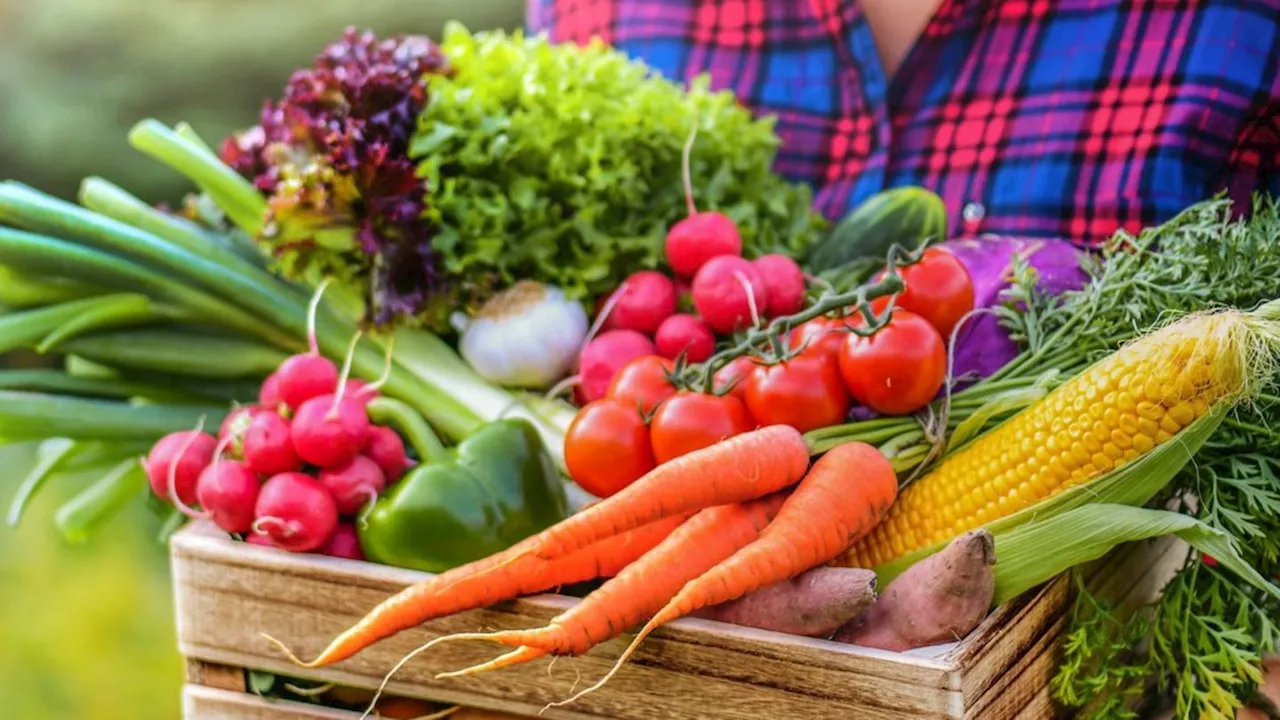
[318,455,386,515]
[664,121,743,277]
[258,372,283,409]
[245,532,276,548]
[291,394,371,468]
[347,378,379,406]
[275,353,339,410]
[196,459,261,533]
[364,426,412,481]
[243,411,303,476]
[252,472,339,552]
[317,522,365,561]
[753,254,807,317]
[218,405,259,441]
[576,330,656,404]
[601,271,677,335]
[666,213,743,278]
[655,313,715,362]
[691,255,770,334]
[144,429,217,507]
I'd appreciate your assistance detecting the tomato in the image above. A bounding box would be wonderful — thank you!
[838,308,946,416]
[564,400,656,497]
[649,391,753,464]
[744,354,849,432]
[607,355,676,415]
[788,315,858,360]
[871,247,975,339]
[712,355,758,403]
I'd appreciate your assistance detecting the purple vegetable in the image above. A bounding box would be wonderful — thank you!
[944,236,1089,381]
[220,28,453,328]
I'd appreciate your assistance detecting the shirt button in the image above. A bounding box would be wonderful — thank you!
[962,202,986,224]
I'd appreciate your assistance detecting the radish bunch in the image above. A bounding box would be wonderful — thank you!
[143,346,413,559]
[574,124,806,404]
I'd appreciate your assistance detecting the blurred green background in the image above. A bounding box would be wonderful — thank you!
[0,2,523,718]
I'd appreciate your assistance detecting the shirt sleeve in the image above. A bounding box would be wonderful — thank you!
[526,0,552,33]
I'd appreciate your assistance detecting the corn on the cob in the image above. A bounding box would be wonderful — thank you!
[843,305,1273,569]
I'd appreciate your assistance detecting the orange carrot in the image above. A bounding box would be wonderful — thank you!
[430,492,789,677]
[264,512,689,668]
[552,441,897,707]
[523,425,808,562]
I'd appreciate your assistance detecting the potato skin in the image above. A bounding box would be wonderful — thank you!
[693,566,878,638]
[834,529,996,651]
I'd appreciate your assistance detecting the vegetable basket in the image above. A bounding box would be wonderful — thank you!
[173,520,1186,720]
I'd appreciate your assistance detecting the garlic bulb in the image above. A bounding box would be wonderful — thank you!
[455,281,589,389]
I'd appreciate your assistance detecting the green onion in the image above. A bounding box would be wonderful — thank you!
[0,391,226,441]
[6,438,79,526]
[35,294,173,353]
[53,459,147,544]
[57,328,287,380]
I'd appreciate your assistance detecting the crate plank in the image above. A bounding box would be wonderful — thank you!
[172,521,1180,720]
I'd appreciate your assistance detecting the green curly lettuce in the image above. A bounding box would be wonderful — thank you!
[410,23,826,316]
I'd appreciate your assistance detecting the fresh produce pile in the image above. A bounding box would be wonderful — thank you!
[2,23,1279,720]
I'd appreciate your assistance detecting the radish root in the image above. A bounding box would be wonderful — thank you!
[329,330,364,420]
[307,278,331,355]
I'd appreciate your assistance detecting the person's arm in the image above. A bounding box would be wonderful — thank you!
[526,0,552,33]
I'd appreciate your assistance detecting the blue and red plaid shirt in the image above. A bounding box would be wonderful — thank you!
[527,0,1280,247]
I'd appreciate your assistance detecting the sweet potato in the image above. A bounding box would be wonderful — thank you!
[692,566,878,637]
[835,529,996,651]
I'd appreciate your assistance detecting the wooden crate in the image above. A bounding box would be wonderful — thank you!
[173,520,1186,720]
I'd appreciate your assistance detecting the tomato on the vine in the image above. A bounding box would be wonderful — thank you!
[712,355,758,403]
[650,391,753,464]
[838,308,946,416]
[607,355,677,415]
[564,400,656,497]
[871,247,975,340]
[788,315,858,360]
[744,353,849,432]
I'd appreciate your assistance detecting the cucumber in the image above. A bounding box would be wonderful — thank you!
[804,186,948,274]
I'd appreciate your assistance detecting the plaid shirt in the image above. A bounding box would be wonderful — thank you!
[527,0,1280,247]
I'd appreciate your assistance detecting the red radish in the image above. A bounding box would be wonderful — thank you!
[243,411,303,476]
[601,271,678,335]
[144,430,217,507]
[291,394,372,468]
[753,254,807,317]
[196,460,261,533]
[245,532,276,548]
[347,378,379,406]
[252,472,339,552]
[275,353,339,410]
[317,522,365,561]
[218,405,260,440]
[259,373,283,409]
[692,256,770,334]
[576,330,657,404]
[666,213,743,278]
[665,121,744,278]
[364,426,412,481]
[318,455,387,515]
[655,314,715,362]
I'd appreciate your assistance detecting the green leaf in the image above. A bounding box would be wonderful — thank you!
[247,670,276,697]
[990,503,1280,604]
[0,390,225,442]
[876,404,1226,583]
[6,438,79,526]
[52,458,147,544]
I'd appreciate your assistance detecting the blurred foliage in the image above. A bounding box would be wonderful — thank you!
[0,1,523,717]
[0,0,524,203]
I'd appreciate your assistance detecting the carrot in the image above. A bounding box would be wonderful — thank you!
[522,425,808,562]
[263,512,689,668]
[429,492,789,678]
[551,441,897,707]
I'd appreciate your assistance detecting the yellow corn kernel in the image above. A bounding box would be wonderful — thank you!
[1159,414,1183,434]
[1111,429,1134,450]
[1137,401,1164,420]
[1167,401,1196,426]
[1132,433,1155,454]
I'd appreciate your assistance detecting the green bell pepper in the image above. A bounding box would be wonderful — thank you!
[357,417,570,573]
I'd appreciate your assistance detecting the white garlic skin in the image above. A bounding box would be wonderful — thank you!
[458,281,589,389]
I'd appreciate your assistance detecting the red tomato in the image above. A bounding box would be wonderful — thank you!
[564,400,657,497]
[744,354,849,432]
[649,392,753,464]
[838,308,947,416]
[871,247,975,340]
[788,315,857,360]
[712,355,758,404]
[607,355,676,415]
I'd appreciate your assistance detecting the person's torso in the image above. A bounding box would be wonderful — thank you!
[528,0,1280,247]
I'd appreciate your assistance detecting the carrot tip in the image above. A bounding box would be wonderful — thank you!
[435,646,548,679]
[259,632,319,667]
